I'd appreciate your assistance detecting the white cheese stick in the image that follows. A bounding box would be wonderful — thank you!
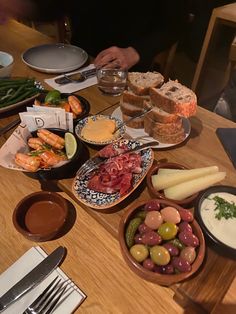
[157,168,186,175]
[151,166,219,190]
[164,172,226,200]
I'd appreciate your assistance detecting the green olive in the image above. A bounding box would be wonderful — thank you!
[150,245,170,265]
[158,222,178,240]
[130,244,149,263]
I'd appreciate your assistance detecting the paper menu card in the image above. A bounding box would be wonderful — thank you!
[0,246,86,314]
[0,124,31,170]
[19,105,73,133]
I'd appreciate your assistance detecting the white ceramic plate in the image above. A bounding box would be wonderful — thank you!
[72,139,154,210]
[112,107,191,148]
[75,114,126,146]
[22,44,88,74]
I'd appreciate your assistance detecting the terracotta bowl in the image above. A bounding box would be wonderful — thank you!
[146,162,199,208]
[118,198,205,286]
[13,191,68,242]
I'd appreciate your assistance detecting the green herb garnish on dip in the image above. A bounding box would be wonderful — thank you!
[211,196,236,220]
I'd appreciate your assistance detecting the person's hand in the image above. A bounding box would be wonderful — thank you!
[94,46,140,70]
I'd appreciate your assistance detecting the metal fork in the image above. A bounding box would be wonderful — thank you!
[23,276,71,314]
[77,140,159,177]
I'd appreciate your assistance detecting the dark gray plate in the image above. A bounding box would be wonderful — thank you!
[22,44,88,74]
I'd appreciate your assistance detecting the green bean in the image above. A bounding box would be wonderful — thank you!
[0,82,35,92]
[0,78,35,86]
[0,88,39,107]
[0,88,14,101]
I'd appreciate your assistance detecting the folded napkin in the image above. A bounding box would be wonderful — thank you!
[0,247,86,313]
[44,64,97,93]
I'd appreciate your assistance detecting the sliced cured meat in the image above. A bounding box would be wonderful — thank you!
[98,143,129,158]
[87,152,142,195]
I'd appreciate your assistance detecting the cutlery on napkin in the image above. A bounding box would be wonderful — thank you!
[44,64,97,93]
[0,247,86,314]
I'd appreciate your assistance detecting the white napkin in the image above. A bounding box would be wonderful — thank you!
[44,64,97,93]
[0,247,86,313]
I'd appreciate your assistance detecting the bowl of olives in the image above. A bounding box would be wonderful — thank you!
[118,198,205,286]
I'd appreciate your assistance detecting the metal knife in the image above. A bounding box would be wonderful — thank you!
[55,68,97,85]
[0,246,66,312]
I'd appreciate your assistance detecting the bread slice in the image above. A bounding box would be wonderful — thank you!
[144,115,183,136]
[122,89,150,108]
[120,101,144,116]
[149,129,185,144]
[150,80,197,117]
[144,101,179,123]
[122,113,144,129]
[127,71,164,95]
[120,99,151,116]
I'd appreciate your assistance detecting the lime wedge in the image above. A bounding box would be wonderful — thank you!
[65,132,77,159]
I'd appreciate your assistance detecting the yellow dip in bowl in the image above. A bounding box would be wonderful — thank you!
[81,117,116,142]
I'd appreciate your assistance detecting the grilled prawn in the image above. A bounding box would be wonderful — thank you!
[15,153,41,172]
[28,137,45,150]
[40,150,67,168]
[37,129,65,150]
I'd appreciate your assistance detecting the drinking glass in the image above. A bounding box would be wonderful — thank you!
[96,67,127,96]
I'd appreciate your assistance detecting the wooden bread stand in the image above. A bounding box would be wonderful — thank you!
[0,20,235,313]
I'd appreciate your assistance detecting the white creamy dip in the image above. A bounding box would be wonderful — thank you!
[200,192,236,249]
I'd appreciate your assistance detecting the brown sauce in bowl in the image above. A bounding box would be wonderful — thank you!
[25,201,66,234]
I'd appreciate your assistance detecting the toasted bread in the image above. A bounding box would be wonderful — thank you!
[150,80,197,117]
[127,71,164,95]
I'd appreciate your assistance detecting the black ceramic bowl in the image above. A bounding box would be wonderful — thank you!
[36,92,90,124]
[195,185,236,258]
[25,128,85,180]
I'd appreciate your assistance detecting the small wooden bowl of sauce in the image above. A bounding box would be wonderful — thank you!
[13,191,68,241]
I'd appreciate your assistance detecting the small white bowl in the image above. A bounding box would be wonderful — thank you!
[0,51,14,78]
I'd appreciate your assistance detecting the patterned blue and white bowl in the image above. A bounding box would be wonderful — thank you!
[72,139,154,210]
[74,114,126,146]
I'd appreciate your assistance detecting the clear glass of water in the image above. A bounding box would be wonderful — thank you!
[96,67,127,96]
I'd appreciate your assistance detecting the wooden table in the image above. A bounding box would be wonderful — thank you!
[0,19,236,314]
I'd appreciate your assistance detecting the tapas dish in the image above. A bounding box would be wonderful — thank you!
[72,139,154,209]
[0,77,43,114]
[35,90,90,122]
[119,198,205,286]
[75,115,126,146]
[195,185,236,257]
[112,107,191,148]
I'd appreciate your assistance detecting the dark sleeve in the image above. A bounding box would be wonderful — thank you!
[129,1,189,71]
[26,0,69,21]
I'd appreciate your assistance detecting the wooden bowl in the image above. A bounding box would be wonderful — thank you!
[12,191,68,242]
[146,162,199,208]
[119,199,205,286]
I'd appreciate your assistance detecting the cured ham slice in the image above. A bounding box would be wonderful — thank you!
[87,152,142,195]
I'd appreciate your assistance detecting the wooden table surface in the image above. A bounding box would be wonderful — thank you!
[0,19,236,314]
